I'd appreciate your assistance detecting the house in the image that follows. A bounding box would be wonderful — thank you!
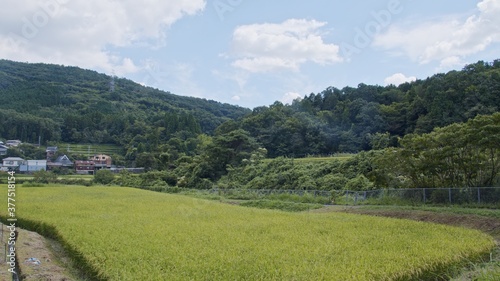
[75,160,95,175]
[5,140,22,147]
[47,155,74,170]
[89,154,112,169]
[1,157,25,171]
[0,145,8,156]
[19,160,47,173]
[46,146,58,160]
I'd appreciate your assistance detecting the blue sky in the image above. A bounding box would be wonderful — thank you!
[1,0,499,108]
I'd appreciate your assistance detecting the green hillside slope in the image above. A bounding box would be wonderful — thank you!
[0,59,250,145]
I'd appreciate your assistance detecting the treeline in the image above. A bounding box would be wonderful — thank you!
[131,112,499,190]
[373,113,500,189]
[234,60,500,157]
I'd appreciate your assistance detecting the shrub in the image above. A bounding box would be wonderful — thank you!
[345,174,374,191]
[22,182,47,187]
[94,169,115,185]
[33,170,58,183]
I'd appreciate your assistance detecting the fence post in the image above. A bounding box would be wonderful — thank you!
[1,223,3,263]
[449,188,452,204]
[346,191,349,206]
[478,187,481,205]
[423,188,426,204]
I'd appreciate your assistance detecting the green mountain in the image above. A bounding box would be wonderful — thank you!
[232,60,500,157]
[1,59,499,161]
[1,59,499,189]
[0,59,250,145]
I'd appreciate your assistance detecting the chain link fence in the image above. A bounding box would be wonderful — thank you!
[137,185,500,207]
[345,187,500,206]
[1,223,4,263]
[204,187,500,207]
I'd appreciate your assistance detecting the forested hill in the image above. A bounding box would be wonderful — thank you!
[230,60,500,157]
[1,59,499,161]
[0,59,250,145]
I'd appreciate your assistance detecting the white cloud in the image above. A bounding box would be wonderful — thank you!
[438,56,465,71]
[230,18,343,73]
[384,73,416,86]
[231,95,241,101]
[281,92,302,104]
[373,0,500,66]
[0,0,206,75]
[141,61,204,97]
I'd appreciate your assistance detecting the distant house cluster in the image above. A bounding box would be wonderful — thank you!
[0,140,22,156]
[0,145,113,174]
[1,157,42,172]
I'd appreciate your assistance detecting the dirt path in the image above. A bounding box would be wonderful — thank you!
[326,206,500,240]
[1,223,77,281]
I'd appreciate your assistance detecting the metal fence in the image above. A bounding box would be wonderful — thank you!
[345,187,500,206]
[137,185,500,206]
[208,188,332,198]
[1,223,4,263]
[205,187,500,206]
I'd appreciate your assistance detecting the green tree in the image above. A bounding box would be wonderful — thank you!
[377,113,500,188]
[135,153,159,171]
[94,169,115,185]
[198,129,259,181]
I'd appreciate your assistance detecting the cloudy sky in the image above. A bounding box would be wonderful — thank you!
[1,0,499,108]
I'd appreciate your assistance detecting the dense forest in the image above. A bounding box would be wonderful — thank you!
[1,59,499,189]
[0,59,250,145]
[236,60,500,157]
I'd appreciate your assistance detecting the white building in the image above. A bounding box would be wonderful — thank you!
[5,140,22,147]
[0,145,8,156]
[1,157,25,171]
[20,160,47,172]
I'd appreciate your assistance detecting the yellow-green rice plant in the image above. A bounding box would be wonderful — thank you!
[0,185,495,280]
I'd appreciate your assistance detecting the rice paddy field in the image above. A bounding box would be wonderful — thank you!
[55,143,124,156]
[262,154,354,164]
[0,185,495,280]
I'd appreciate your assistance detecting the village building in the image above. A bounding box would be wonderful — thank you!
[5,140,22,147]
[47,155,74,170]
[89,154,112,169]
[19,160,47,173]
[0,144,8,156]
[46,146,58,160]
[1,157,25,171]
[75,160,96,175]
